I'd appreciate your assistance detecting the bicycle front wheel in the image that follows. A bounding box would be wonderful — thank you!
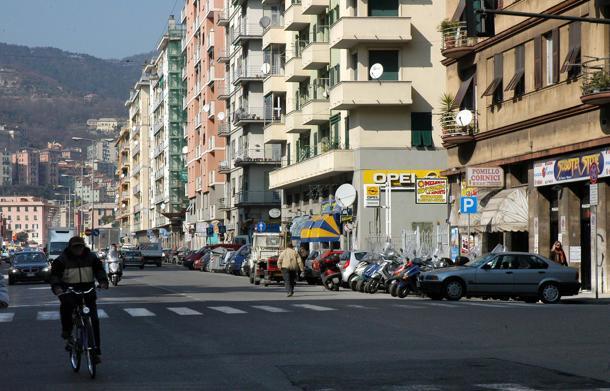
[83,319,97,379]
[69,328,81,372]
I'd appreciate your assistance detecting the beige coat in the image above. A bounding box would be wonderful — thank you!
[277,247,304,272]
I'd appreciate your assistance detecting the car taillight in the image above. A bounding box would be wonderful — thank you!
[343,259,350,270]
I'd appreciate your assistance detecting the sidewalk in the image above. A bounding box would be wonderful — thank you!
[563,290,610,304]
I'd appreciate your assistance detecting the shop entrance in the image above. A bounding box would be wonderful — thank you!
[575,183,592,290]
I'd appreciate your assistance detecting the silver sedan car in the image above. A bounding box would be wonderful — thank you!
[419,252,580,304]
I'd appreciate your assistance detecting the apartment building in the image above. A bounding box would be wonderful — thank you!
[115,126,131,240]
[147,17,188,248]
[264,0,447,250]
[0,149,12,186]
[125,72,153,243]
[87,140,117,164]
[0,197,54,245]
[39,146,61,186]
[182,0,229,248]
[441,0,610,292]
[11,148,40,186]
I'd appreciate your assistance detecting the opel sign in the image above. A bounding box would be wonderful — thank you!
[363,170,441,190]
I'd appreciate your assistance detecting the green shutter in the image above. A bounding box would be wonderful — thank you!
[369,50,399,81]
[411,112,433,148]
[369,0,399,16]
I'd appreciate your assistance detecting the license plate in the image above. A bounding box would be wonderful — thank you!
[27,273,35,277]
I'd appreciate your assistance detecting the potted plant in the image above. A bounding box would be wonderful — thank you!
[583,70,610,95]
[439,93,456,134]
[438,19,462,49]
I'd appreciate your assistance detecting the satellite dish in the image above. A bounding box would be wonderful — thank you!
[217,111,226,121]
[182,146,188,154]
[369,63,384,80]
[259,16,271,29]
[335,183,357,208]
[260,63,271,75]
[455,109,473,127]
[269,208,281,219]
[160,203,166,211]
[202,103,210,113]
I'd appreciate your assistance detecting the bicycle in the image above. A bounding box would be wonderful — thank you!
[60,287,99,379]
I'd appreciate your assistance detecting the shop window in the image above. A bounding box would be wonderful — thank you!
[368,50,399,81]
[411,112,433,148]
[368,0,399,16]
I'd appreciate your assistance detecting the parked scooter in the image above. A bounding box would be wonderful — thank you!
[106,250,123,287]
[317,253,343,291]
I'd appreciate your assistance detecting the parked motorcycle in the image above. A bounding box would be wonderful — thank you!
[106,251,123,287]
[316,253,343,291]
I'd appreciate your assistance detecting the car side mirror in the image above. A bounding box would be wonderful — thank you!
[481,264,491,270]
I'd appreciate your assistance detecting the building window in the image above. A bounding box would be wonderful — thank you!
[506,45,525,97]
[561,22,581,79]
[542,29,559,86]
[411,112,434,148]
[368,0,399,16]
[368,50,399,81]
[482,53,503,104]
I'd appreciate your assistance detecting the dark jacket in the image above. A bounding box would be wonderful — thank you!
[50,247,108,292]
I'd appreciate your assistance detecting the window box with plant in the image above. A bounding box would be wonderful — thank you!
[580,57,610,106]
[439,93,476,146]
[438,20,476,60]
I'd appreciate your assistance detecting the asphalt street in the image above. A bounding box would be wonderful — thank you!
[1,263,609,390]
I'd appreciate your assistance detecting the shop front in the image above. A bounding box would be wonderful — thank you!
[531,148,609,293]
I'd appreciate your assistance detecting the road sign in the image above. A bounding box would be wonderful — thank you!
[85,228,92,236]
[364,184,380,207]
[460,196,478,214]
[256,221,267,232]
[92,228,100,237]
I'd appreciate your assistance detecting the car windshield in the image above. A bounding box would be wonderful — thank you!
[139,243,160,250]
[49,242,69,255]
[465,254,496,268]
[13,253,47,264]
[123,251,139,256]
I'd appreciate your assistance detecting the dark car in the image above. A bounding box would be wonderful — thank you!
[183,248,207,270]
[8,251,51,285]
[303,250,344,285]
[120,249,144,269]
[226,244,251,275]
[172,247,191,265]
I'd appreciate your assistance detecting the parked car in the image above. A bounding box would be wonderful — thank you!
[339,251,368,286]
[172,247,191,265]
[208,245,241,272]
[196,250,213,271]
[304,250,344,285]
[419,252,581,304]
[7,251,51,284]
[162,248,173,263]
[303,250,321,285]
[185,248,207,270]
[120,249,144,269]
[138,242,163,267]
[226,244,251,275]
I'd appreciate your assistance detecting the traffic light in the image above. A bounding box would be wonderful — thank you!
[466,0,496,37]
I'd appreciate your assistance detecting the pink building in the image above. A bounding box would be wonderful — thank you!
[11,148,40,186]
[0,196,56,245]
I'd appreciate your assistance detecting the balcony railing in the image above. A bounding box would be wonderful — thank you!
[581,57,610,106]
[234,147,281,165]
[207,30,215,51]
[218,160,231,173]
[235,191,280,205]
[231,19,264,42]
[232,106,265,124]
[287,40,307,61]
[232,65,266,83]
[217,197,230,209]
[439,109,478,145]
[440,21,477,59]
[218,122,230,137]
[293,141,347,165]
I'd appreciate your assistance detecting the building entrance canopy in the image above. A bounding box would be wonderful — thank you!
[300,214,341,243]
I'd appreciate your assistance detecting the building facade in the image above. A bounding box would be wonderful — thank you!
[11,148,40,186]
[87,140,117,164]
[442,0,610,292]
[0,196,55,245]
[39,145,61,186]
[116,127,131,240]
[0,149,12,186]
[148,17,188,248]
[265,0,447,251]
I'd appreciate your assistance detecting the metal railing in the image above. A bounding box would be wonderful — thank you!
[218,160,231,173]
[218,122,230,136]
[287,40,308,61]
[295,141,346,164]
[439,110,478,136]
[440,21,477,51]
[234,147,282,164]
[232,106,265,123]
[581,57,610,96]
[233,65,266,81]
[235,191,280,205]
[231,19,264,42]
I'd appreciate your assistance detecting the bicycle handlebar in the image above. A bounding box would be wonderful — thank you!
[58,286,97,296]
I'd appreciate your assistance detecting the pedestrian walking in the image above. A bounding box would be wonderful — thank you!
[0,273,8,308]
[277,242,304,297]
[550,241,568,266]
[298,245,309,262]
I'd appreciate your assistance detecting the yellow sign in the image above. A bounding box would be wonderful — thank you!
[461,180,478,197]
[415,178,448,204]
[363,170,442,190]
[364,184,381,207]
[366,186,380,197]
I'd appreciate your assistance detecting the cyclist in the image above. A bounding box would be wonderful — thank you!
[50,236,108,363]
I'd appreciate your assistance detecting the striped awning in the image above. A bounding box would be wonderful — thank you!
[290,216,310,239]
[301,214,341,243]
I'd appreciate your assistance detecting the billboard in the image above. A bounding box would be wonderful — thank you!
[415,178,448,204]
[534,149,610,187]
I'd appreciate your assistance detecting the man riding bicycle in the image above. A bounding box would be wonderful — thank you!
[50,236,108,362]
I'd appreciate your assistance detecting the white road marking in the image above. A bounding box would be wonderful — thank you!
[462,302,507,308]
[28,287,52,290]
[425,302,458,308]
[167,307,203,316]
[393,304,423,309]
[251,305,289,313]
[476,383,539,391]
[97,309,108,318]
[208,306,246,314]
[346,304,372,309]
[124,308,156,317]
[2,275,7,280]
[0,313,15,322]
[37,311,60,320]
[292,304,335,311]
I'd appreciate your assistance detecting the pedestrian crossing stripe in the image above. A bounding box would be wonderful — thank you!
[208,306,246,314]
[167,307,203,316]
[36,311,59,320]
[426,302,458,308]
[292,304,335,311]
[462,302,507,308]
[251,305,289,313]
[0,313,14,322]
[97,309,109,318]
[124,308,156,317]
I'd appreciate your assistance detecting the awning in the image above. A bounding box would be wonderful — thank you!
[290,216,310,239]
[301,214,341,243]
[479,187,528,232]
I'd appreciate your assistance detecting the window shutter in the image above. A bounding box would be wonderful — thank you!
[534,36,542,90]
[505,45,525,91]
[411,112,433,148]
[552,28,560,84]
[454,75,474,108]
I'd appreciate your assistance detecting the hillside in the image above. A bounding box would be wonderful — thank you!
[0,42,156,149]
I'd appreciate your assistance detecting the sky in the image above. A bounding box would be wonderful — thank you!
[0,0,179,59]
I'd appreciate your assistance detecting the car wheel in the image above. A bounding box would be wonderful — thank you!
[539,282,561,304]
[443,279,464,301]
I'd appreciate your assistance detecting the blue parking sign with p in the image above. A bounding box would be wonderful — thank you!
[460,196,478,214]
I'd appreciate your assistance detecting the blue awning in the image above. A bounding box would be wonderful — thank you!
[290,216,310,239]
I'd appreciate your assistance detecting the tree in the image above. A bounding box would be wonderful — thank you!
[15,231,29,243]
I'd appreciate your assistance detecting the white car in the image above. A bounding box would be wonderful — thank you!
[339,251,368,286]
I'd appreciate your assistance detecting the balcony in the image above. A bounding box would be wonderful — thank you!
[284,2,309,31]
[329,80,412,110]
[194,47,202,64]
[217,197,231,210]
[232,106,265,126]
[195,112,202,129]
[207,30,215,53]
[231,19,263,44]
[440,109,477,146]
[217,48,230,63]
[235,191,280,205]
[262,24,285,49]
[269,148,354,189]
[218,160,231,173]
[234,148,281,166]
[232,65,266,85]
[440,21,476,60]
[285,54,309,82]
[217,82,233,100]
[302,0,327,15]
[196,177,202,192]
[264,120,286,144]
[218,9,229,26]
[302,42,329,70]
[581,57,610,106]
[329,17,411,49]
[153,120,164,135]
[263,70,286,95]
[152,143,168,158]
[218,122,230,137]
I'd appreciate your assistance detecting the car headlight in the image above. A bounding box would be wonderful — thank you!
[42,267,50,272]
[425,275,439,281]
[9,268,19,274]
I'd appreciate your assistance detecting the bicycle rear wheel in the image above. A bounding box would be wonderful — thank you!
[69,328,81,372]
[83,319,97,379]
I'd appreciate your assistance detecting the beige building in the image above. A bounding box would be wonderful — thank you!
[264,0,447,250]
[441,0,610,292]
[115,127,131,239]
